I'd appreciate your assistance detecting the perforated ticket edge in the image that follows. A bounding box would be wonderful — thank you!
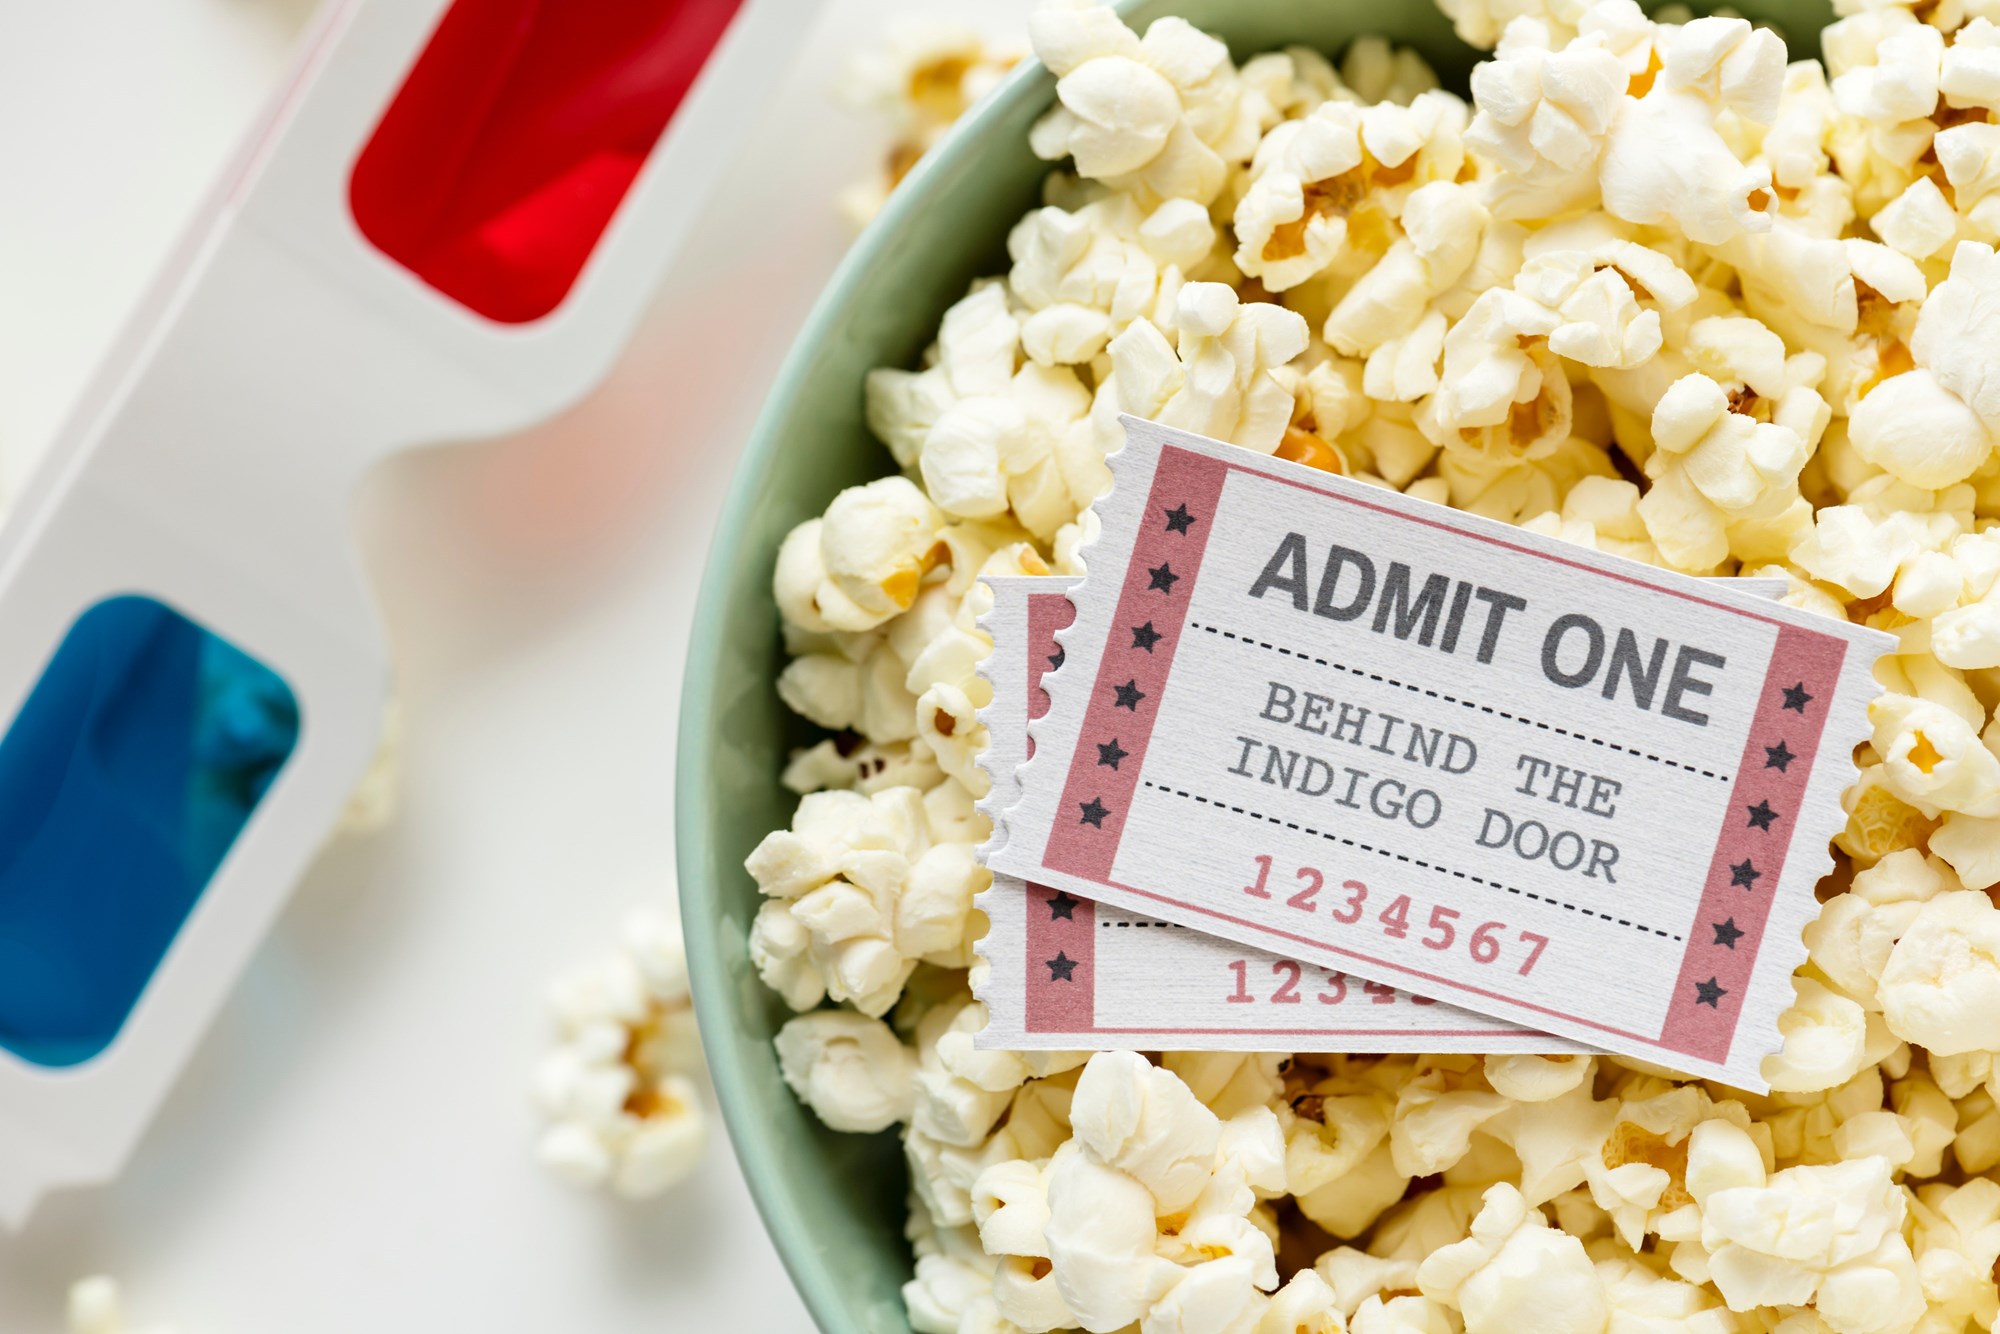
[992,417,1893,1091]
[974,575,1589,1054]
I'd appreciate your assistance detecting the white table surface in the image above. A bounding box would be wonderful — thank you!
[0,1,1028,1328]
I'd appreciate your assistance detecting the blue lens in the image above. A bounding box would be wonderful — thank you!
[0,596,299,1068]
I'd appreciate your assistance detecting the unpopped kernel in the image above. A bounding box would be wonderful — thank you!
[757,2,2000,1330]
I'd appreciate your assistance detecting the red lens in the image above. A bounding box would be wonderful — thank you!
[350,0,744,324]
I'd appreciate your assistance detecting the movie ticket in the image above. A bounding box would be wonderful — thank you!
[974,575,1583,1052]
[990,417,1893,1089]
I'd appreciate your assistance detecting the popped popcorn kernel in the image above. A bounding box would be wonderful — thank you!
[777,1009,917,1132]
[1877,889,2000,1053]
[1695,1140,1925,1334]
[533,905,708,1199]
[839,21,1026,227]
[1600,18,1786,244]
[1840,764,1944,862]
[1417,1182,1608,1333]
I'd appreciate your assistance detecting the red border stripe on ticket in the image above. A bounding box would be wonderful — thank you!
[1660,624,1844,1062]
[1046,448,1229,882]
[1025,883,1095,1031]
[1025,588,1074,758]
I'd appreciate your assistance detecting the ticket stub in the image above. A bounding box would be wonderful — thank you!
[975,575,1582,1053]
[991,417,1894,1089]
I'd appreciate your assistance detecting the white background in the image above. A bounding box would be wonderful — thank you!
[0,0,1028,1327]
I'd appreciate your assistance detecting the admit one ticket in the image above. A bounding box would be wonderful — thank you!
[988,417,1892,1090]
[974,575,1581,1053]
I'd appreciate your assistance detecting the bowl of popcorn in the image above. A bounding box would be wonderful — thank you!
[679,0,2000,1330]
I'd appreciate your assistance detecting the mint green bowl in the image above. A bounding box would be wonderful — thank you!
[677,1,1831,1328]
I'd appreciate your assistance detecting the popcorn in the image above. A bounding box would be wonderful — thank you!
[1028,4,1256,204]
[1465,17,1628,220]
[837,21,1024,227]
[776,1010,917,1133]
[1071,1049,1222,1212]
[1791,507,1932,601]
[1929,810,2000,887]
[1877,889,2000,1054]
[1340,37,1445,109]
[1520,474,1659,563]
[1895,236,2000,429]
[1513,250,1669,370]
[1931,597,2000,671]
[1599,18,1786,244]
[1438,0,1595,51]
[534,907,708,1198]
[1583,1087,1733,1249]
[1871,176,1959,260]
[968,1055,1285,1332]
[1231,106,1365,293]
[1043,1140,1185,1329]
[1765,60,1837,192]
[1417,287,1570,463]
[1326,187,1490,361]
[1283,1076,1396,1208]
[747,784,990,1015]
[1831,19,1943,125]
[1848,369,1993,489]
[1235,96,1469,292]
[1954,1085,2000,1176]
[1008,193,1217,346]
[1482,1067,1620,1204]
[1910,1179,2000,1332]
[1110,283,1310,454]
[905,1247,997,1334]
[1805,849,1948,1011]
[908,1073,1076,1234]
[973,1159,1079,1331]
[1688,1120,1925,1333]
[1388,1056,1507,1177]
[912,998,1020,1146]
[1417,1183,1608,1333]
[1868,692,2000,818]
[1258,1269,1347,1334]
[872,284,1103,541]
[1302,1139,1417,1240]
[1762,975,1875,1093]
[1639,372,1810,570]
[1595,1254,1738,1334]
[1483,1053,1591,1102]
[1163,1051,1284,1120]
[775,479,948,634]
[1315,1247,1421,1317]
[1752,1065,1901,1172]
[1886,1067,1959,1177]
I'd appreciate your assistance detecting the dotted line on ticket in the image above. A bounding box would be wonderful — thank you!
[1141,780,1684,942]
[1190,622,1730,783]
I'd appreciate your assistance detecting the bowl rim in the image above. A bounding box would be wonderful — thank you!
[674,33,1075,1334]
